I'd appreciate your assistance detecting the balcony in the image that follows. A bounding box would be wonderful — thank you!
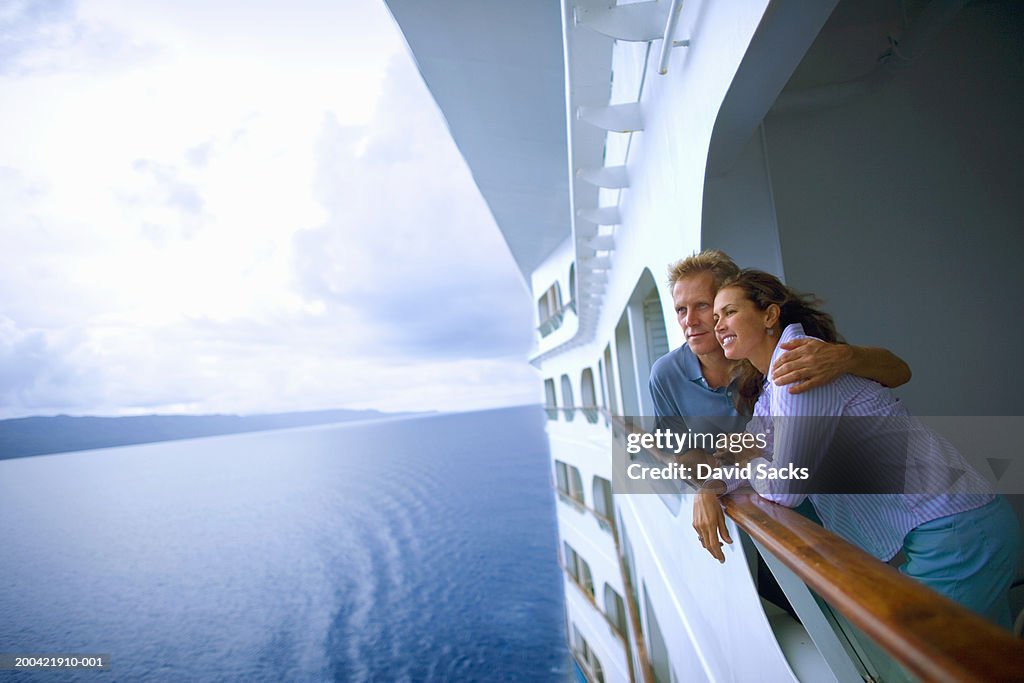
[537,302,571,337]
[611,411,1024,682]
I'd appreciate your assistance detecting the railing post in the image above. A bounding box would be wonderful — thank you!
[657,0,684,75]
[750,536,869,683]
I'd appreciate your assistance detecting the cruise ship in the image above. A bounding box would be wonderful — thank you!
[383,1,1024,681]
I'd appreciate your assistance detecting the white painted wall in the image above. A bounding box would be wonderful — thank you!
[564,583,630,683]
[551,420,631,682]
[590,0,776,358]
[544,2,812,680]
[619,492,799,682]
[543,3,1023,681]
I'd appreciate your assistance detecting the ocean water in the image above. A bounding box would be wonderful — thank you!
[0,406,569,682]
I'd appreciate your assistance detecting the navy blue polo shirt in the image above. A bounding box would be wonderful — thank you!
[649,344,746,439]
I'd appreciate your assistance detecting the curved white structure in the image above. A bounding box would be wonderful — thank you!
[385,1,1024,680]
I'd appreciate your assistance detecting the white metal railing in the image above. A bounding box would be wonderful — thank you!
[657,0,685,75]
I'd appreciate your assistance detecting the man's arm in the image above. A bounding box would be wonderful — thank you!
[771,338,911,394]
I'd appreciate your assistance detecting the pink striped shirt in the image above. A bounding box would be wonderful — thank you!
[723,323,993,561]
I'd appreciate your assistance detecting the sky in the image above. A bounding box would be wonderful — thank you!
[0,0,539,418]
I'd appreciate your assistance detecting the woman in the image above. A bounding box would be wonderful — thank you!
[693,269,1021,628]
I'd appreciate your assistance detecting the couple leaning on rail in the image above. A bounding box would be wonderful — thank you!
[648,250,1022,630]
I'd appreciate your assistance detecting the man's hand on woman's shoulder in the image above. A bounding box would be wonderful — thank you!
[771,338,853,393]
[772,339,911,392]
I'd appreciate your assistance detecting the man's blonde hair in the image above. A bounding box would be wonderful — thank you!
[666,249,740,290]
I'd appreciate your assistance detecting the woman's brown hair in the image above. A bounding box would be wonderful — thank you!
[720,269,841,415]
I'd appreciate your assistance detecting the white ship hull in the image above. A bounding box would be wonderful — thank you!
[385,1,1024,680]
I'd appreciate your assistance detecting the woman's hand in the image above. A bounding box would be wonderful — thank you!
[713,443,763,468]
[692,487,732,563]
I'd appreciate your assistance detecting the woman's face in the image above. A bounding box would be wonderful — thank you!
[713,286,772,361]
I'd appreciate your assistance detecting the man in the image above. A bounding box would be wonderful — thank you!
[649,250,911,562]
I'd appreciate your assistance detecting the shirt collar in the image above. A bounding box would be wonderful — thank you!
[681,343,706,382]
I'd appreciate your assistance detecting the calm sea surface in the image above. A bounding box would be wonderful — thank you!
[0,406,569,682]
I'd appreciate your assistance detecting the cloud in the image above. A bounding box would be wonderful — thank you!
[130,159,204,214]
[0,0,155,76]
[293,57,534,361]
[116,159,206,243]
[0,163,46,203]
[0,166,114,329]
[0,0,76,67]
[0,316,102,414]
[0,309,540,418]
[185,141,213,168]
[0,4,540,418]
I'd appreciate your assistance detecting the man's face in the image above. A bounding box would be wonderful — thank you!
[671,272,721,356]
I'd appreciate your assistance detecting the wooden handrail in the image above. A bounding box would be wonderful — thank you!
[723,491,1024,683]
[613,534,654,683]
[589,409,1024,681]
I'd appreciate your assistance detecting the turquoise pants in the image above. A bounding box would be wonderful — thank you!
[901,496,1021,629]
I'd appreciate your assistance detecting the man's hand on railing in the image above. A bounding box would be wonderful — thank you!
[692,485,732,563]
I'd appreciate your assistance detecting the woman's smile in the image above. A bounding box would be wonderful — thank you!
[713,285,778,374]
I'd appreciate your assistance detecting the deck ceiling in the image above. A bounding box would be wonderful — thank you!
[384,0,570,278]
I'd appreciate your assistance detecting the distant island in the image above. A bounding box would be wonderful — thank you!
[0,409,424,460]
